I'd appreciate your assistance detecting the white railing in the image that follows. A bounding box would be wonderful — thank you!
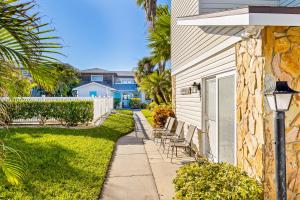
[0,97,114,125]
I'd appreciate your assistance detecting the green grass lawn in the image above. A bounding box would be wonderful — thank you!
[141,109,154,126]
[115,109,133,116]
[0,112,134,200]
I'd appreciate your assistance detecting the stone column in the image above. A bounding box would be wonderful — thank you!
[263,26,300,200]
[236,26,300,200]
[236,33,265,182]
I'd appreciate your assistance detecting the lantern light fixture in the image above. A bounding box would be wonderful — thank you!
[265,81,299,112]
[264,81,299,200]
[192,82,201,93]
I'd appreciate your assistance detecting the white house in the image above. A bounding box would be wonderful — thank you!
[171,0,300,198]
[72,82,116,97]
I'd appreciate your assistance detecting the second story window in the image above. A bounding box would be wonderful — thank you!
[115,78,135,84]
[91,75,103,82]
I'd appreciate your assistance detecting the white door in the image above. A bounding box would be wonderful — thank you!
[204,72,236,164]
[217,72,236,164]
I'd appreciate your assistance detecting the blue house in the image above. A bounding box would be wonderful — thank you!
[76,68,146,108]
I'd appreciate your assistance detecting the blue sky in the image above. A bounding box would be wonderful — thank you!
[36,0,170,71]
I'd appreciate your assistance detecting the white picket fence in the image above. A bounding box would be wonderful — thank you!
[1,97,114,125]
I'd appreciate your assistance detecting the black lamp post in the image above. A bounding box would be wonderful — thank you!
[265,81,299,200]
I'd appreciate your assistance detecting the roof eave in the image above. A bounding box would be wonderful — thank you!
[177,6,300,27]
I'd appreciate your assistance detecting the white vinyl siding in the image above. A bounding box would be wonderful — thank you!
[175,46,236,150]
[175,46,235,127]
[199,0,279,13]
[280,0,300,6]
[171,0,281,74]
[171,0,199,73]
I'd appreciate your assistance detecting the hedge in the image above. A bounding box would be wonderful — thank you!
[129,98,141,109]
[173,159,263,200]
[5,100,94,126]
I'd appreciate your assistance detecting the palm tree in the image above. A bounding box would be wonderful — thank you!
[0,0,62,185]
[134,57,155,85]
[139,70,171,104]
[136,0,157,29]
[148,5,170,73]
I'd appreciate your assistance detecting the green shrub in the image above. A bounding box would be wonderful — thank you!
[140,103,148,109]
[153,105,175,128]
[129,98,141,109]
[147,101,158,110]
[6,100,94,126]
[173,159,263,200]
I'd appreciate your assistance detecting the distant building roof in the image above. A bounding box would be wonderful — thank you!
[72,82,116,91]
[81,68,111,74]
[80,68,134,77]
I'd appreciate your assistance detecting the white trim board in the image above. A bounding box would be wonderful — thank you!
[171,36,241,76]
[177,13,300,27]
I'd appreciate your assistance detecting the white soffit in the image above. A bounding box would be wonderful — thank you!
[177,6,300,27]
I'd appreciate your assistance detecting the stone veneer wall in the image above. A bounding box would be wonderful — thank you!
[236,34,265,181]
[263,26,300,200]
[236,26,300,200]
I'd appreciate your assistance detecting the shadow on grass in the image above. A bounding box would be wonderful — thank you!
[0,138,106,199]
[0,113,134,199]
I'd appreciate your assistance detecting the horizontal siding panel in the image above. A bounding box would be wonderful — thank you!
[280,0,300,6]
[174,45,236,150]
[199,0,279,13]
[176,46,235,128]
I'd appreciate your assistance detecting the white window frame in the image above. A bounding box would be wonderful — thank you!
[216,70,237,165]
[91,75,103,82]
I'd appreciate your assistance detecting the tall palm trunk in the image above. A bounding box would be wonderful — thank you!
[157,88,167,104]
[157,60,166,74]
[152,93,159,104]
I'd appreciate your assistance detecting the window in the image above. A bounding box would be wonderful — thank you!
[123,94,130,100]
[89,91,97,97]
[91,75,103,82]
[115,78,135,84]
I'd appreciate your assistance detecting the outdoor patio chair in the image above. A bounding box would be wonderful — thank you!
[157,117,176,148]
[152,117,171,143]
[160,120,184,153]
[167,124,197,162]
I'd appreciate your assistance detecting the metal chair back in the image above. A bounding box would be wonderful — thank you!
[167,117,175,132]
[164,117,171,129]
[174,121,184,138]
[186,125,197,144]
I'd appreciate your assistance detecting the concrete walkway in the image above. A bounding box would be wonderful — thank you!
[100,111,194,200]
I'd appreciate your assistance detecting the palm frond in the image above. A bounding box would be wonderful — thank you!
[147,6,170,64]
[0,0,63,92]
[0,143,27,185]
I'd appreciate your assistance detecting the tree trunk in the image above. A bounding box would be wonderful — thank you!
[158,89,167,104]
[152,93,159,104]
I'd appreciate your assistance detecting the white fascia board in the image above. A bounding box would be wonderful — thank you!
[177,14,250,26]
[177,13,300,26]
[171,36,242,76]
[250,13,300,26]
